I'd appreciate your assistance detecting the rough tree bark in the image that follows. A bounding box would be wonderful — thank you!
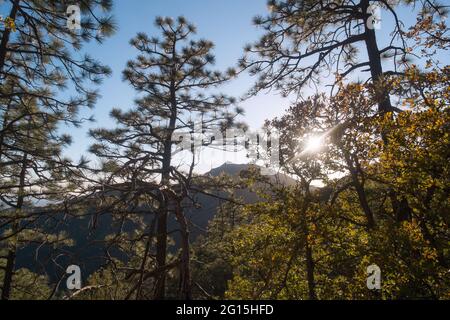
[0,0,20,76]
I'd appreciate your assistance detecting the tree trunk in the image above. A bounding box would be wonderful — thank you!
[154,207,167,299]
[361,0,412,223]
[154,77,178,299]
[352,177,375,229]
[1,250,16,300]
[342,149,375,229]
[174,200,192,300]
[305,242,317,300]
[0,0,20,76]
[301,184,317,300]
[1,152,27,300]
[361,0,393,114]
[0,99,12,164]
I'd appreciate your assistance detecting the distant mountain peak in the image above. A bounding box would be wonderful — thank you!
[207,162,255,177]
[207,162,297,186]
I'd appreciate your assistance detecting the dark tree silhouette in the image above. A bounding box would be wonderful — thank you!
[89,16,240,299]
[0,0,115,300]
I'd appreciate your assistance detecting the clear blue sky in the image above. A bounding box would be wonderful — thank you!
[59,0,448,172]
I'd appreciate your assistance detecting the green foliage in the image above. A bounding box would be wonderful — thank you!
[1,1,449,301]
[195,68,450,300]
[0,265,52,300]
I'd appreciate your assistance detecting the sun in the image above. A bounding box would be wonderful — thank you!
[304,135,324,153]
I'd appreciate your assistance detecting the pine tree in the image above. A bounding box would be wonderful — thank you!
[89,16,239,299]
[0,0,115,300]
[240,0,447,112]
[0,94,76,299]
[0,0,115,115]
